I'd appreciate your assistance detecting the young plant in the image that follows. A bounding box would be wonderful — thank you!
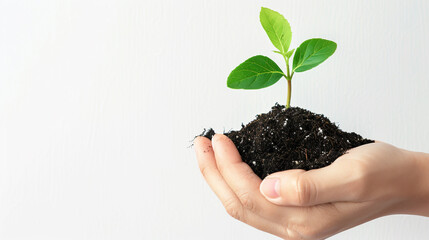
[227,7,337,108]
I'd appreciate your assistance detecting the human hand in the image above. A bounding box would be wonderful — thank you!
[194,134,429,240]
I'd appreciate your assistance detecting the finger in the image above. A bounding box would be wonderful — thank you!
[260,157,365,206]
[195,137,237,206]
[194,137,286,238]
[211,134,286,220]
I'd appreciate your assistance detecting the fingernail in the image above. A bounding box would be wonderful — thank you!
[260,178,280,199]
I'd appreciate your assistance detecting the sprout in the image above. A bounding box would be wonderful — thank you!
[227,7,337,108]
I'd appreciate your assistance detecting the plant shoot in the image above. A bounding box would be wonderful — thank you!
[227,7,337,108]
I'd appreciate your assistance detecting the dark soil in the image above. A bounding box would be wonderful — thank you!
[201,104,374,179]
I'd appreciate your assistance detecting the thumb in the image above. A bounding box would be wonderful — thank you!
[259,160,362,206]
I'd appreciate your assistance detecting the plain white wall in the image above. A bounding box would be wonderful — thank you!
[1,0,428,239]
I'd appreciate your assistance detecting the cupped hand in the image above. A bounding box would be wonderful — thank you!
[194,134,428,240]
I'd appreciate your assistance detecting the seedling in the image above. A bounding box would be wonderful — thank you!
[227,7,337,108]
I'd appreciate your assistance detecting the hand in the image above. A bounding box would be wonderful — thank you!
[194,134,429,240]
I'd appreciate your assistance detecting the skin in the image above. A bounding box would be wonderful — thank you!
[194,134,429,240]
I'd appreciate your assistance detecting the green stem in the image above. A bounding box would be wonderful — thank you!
[286,79,291,108]
[284,55,290,78]
[283,54,292,108]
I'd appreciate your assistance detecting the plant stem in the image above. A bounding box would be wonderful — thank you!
[286,79,291,108]
[284,55,290,78]
[283,54,292,108]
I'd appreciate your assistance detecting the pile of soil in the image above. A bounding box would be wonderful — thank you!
[201,104,373,179]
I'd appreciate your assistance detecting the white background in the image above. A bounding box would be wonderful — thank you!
[1,0,429,239]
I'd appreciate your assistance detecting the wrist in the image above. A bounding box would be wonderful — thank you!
[413,151,429,216]
[395,150,429,216]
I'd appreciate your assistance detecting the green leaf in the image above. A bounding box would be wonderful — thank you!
[260,7,292,54]
[285,49,295,59]
[292,38,337,72]
[227,55,285,89]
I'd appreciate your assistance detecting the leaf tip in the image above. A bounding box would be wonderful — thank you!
[259,7,267,18]
[226,79,234,89]
[260,6,273,16]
